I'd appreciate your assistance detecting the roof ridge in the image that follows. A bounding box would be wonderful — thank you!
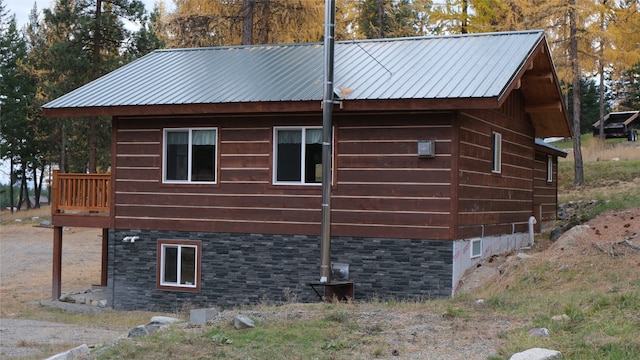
[154,30,545,53]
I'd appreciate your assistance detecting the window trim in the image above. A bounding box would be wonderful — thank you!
[162,128,218,184]
[272,126,332,186]
[546,155,553,183]
[471,238,482,258]
[157,240,201,292]
[491,131,502,174]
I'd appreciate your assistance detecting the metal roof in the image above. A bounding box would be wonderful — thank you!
[44,31,545,109]
[535,138,568,157]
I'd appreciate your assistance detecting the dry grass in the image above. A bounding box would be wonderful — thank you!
[0,206,51,225]
[563,137,640,162]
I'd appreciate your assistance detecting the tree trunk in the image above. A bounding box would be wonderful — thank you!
[598,0,607,144]
[570,0,584,186]
[377,0,384,38]
[242,0,254,45]
[33,162,44,208]
[9,157,15,213]
[598,59,605,142]
[461,0,468,34]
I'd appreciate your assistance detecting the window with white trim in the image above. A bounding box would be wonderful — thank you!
[471,239,482,258]
[164,128,217,183]
[491,132,502,173]
[547,155,553,183]
[273,127,324,185]
[158,240,200,290]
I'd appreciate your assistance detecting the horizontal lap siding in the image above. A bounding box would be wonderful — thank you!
[533,151,558,230]
[113,114,454,239]
[113,118,322,235]
[334,114,453,239]
[456,91,535,239]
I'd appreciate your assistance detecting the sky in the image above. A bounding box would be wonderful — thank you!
[4,0,173,29]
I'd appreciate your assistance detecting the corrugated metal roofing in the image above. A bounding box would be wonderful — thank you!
[43,31,545,109]
[535,138,568,157]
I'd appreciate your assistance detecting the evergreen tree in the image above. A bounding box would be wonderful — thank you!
[1,5,35,211]
[566,78,611,135]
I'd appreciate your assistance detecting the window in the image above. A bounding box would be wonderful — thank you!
[164,128,217,183]
[547,155,553,183]
[471,239,482,258]
[158,240,200,291]
[274,127,324,184]
[491,132,502,173]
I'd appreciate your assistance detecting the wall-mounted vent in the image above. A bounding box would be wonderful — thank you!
[418,140,435,158]
[331,262,349,280]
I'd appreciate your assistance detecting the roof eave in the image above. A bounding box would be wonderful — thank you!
[498,34,572,139]
[42,101,323,118]
[43,97,502,118]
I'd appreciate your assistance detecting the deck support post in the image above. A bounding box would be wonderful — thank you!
[100,228,108,286]
[52,226,63,300]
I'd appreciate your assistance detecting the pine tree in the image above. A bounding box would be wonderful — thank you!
[0,4,35,210]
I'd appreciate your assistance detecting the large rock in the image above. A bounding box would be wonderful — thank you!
[44,344,90,360]
[190,308,218,325]
[510,348,562,360]
[150,316,181,325]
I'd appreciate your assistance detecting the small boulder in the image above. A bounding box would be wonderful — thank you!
[150,316,182,325]
[549,228,563,242]
[510,347,562,360]
[233,314,255,329]
[128,325,149,338]
[145,323,169,335]
[527,328,550,337]
[44,344,90,360]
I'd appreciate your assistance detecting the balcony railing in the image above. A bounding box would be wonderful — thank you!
[51,170,110,214]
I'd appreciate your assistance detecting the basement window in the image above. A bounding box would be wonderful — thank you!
[273,127,324,185]
[471,239,482,258]
[491,132,502,174]
[547,155,553,183]
[158,240,201,291]
[163,128,217,183]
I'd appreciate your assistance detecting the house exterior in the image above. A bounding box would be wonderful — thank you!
[43,30,571,311]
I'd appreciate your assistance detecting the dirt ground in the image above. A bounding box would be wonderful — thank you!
[0,225,125,359]
[1,207,639,359]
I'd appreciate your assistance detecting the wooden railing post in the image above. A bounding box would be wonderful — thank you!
[51,170,60,215]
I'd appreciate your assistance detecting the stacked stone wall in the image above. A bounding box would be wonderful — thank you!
[107,229,453,311]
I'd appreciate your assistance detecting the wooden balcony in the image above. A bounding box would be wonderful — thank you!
[51,170,112,228]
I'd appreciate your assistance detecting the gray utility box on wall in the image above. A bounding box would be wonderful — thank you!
[417,140,435,158]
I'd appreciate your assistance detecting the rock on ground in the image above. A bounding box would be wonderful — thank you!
[510,347,562,360]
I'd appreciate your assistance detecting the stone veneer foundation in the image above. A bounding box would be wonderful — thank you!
[107,229,453,311]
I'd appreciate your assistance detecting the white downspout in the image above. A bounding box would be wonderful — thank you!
[528,216,537,247]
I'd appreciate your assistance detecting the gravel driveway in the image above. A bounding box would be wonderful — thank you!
[0,318,123,359]
[0,224,126,359]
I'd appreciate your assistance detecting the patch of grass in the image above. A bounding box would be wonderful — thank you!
[96,316,370,360]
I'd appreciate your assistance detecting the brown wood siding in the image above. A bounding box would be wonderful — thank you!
[112,113,454,240]
[456,91,536,239]
[533,151,558,231]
